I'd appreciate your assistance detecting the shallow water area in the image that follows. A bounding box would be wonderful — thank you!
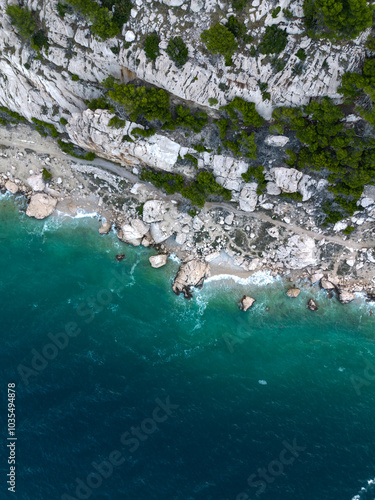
[0,194,375,500]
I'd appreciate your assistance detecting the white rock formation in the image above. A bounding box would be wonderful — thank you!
[172,259,210,298]
[212,156,249,192]
[239,183,258,212]
[276,235,318,269]
[5,180,19,194]
[26,193,57,219]
[149,254,168,268]
[27,174,45,192]
[265,135,290,147]
[118,219,150,246]
[239,295,256,311]
[142,200,165,223]
[271,167,303,193]
[99,221,112,234]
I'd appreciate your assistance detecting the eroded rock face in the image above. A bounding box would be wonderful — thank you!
[26,193,57,219]
[149,254,168,268]
[239,183,258,212]
[172,259,210,299]
[239,295,256,311]
[67,110,182,171]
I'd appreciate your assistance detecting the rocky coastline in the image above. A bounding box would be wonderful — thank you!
[0,123,374,306]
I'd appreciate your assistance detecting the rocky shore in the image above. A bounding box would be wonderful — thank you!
[0,123,374,304]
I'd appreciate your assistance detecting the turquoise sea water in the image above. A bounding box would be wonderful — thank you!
[0,193,375,500]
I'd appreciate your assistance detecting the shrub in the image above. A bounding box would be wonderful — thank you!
[208,97,219,106]
[232,0,248,9]
[56,2,73,17]
[166,36,188,67]
[366,35,375,52]
[259,25,288,54]
[271,57,286,72]
[31,30,49,52]
[24,62,31,69]
[60,117,68,125]
[87,97,113,111]
[42,168,52,181]
[140,169,184,194]
[144,33,160,61]
[108,116,126,128]
[343,225,355,235]
[272,6,281,18]
[292,62,304,76]
[201,23,239,65]
[303,0,373,40]
[221,96,264,127]
[110,46,120,54]
[283,7,293,19]
[184,153,199,166]
[6,5,36,39]
[249,45,257,57]
[131,126,156,138]
[0,106,27,122]
[85,152,96,161]
[71,74,79,81]
[57,139,96,160]
[31,118,59,138]
[296,48,307,61]
[225,15,247,39]
[107,83,171,122]
[214,118,229,140]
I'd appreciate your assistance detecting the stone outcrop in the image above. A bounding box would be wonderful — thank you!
[99,221,112,234]
[320,278,336,290]
[265,135,290,147]
[26,193,57,219]
[307,299,319,311]
[239,183,258,212]
[172,259,209,299]
[212,155,248,192]
[286,287,301,298]
[149,254,168,268]
[239,295,256,311]
[118,219,150,246]
[271,167,303,193]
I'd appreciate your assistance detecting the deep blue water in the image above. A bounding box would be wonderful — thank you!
[0,194,375,500]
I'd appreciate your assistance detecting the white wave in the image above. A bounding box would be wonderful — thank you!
[258,380,267,385]
[205,270,280,286]
[168,253,181,264]
[351,477,375,500]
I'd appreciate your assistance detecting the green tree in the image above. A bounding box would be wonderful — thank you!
[166,36,188,67]
[144,33,160,61]
[259,25,288,54]
[303,0,373,40]
[6,5,36,39]
[201,23,238,65]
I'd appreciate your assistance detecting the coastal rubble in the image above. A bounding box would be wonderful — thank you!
[287,288,301,298]
[338,289,356,304]
[5,180,19,194]
[117,219,150,246]
[320,278,336,290]
[172,259,210,299]
[99,221,112,234]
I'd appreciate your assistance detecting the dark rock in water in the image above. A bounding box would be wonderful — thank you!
[307,299,318,311]
[266,306,270,312]
[327,291,334,299]
[115,254,125,262]
[238,295,256,311]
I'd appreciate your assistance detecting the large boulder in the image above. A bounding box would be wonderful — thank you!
[298,175,317,201]
[265,135,290,147]
[143,200,164,223]
[118,219,149,246]
[149,254,168,268]
[212,155,248,192]
[338,289,355,304]
[5,180,19,194]
[286,287,301,298]
[307,299,319,311]
[270,167,303,193]
[172,259,210,299]
[320,278,336,290]
[239,183,258,212]
[26,193,57,219]
[150,220,175,244]
[239,295,256,311]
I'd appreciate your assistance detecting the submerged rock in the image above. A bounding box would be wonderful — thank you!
[26,193,57,219]
[99,221,112,234]
[307,299,319,311]
[286,287,301,298]
[239,295,256,311]
[149,254,168,268]
[115,254,125,262]
[172,259,209,299]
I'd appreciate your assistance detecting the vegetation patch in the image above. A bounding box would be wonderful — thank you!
[201,22,239,66]
[144,33,160,61]
[166,36,188,67]
[259,25,288,55]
